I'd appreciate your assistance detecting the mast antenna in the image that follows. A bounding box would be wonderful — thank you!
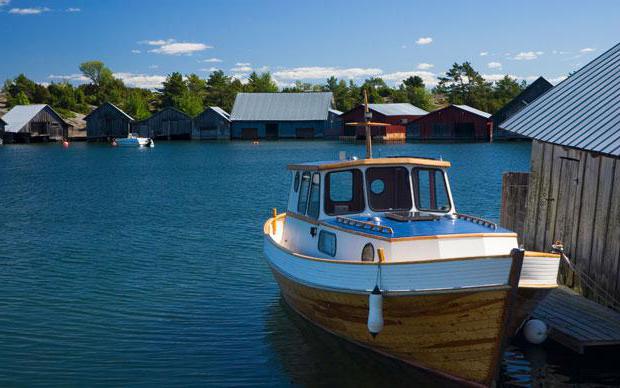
[364,89,372,159]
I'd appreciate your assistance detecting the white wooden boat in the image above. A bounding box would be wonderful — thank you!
[263,93,559,387]
[114,133,154,148]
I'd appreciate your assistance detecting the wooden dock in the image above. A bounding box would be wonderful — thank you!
[532,286,620,353]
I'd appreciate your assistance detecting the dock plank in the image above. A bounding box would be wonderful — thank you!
[532,287,620,353]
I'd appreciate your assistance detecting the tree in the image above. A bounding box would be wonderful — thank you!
[124,89,151,120]
[435,62,493,111]
[79,61,112,88]
[15,91,30,105]
[245,72,278,93]
[159,72,188,108]
[403,75,425,89]
[490,76,525,112]
[205,70,238,112]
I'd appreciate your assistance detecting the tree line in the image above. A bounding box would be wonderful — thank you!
[2,60,528,120]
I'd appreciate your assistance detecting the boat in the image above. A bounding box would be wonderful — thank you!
[114,133,154,148]
[262,92,560,386]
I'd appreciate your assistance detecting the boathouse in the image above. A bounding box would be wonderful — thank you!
[1,104,69,143]
[230,92,333,139]
[0,117,5,143]
[340,103,427,140]
[133,106,193,140]
[85,102,134,141]
[491,77,553,140]
[324,108,343,139]
[192,107,230,140]
[408,104,492,141]
[501,42,620,300]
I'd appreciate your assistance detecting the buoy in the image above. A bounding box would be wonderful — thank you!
[523,319,548,344]
[62,141,69,148]
[367,285,384,337]
[111,141,117,147]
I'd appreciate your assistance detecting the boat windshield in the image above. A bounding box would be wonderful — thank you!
[365,167,412,211]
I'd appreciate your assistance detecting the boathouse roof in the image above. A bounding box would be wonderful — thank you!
[230,92,333,121]
[490,77,553,125]
[501,42,620,157]
[84,102,134,122]
[2,104,69,133]
[210,106,231,121]
[367,103,428,116]
[453,104,491,119]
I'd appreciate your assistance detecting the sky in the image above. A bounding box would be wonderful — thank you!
[0,0,619,89]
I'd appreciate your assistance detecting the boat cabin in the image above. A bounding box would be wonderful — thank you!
[286,157,455,220]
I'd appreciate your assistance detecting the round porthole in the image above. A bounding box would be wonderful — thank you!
[361,243,375,262]
[370,179,385,195]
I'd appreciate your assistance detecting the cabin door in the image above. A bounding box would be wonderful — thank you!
[552,157,580,247]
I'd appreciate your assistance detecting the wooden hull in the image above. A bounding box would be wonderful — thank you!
[508,287,553,336]
[271,268,512,387]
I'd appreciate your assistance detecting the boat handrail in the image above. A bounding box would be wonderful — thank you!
[335,216,394,235]
[456,213,497,230]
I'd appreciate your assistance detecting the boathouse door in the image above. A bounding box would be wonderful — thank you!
[266,123,279,139]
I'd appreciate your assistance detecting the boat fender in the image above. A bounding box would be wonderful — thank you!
[367,285,384,338]
[523,319,548,344]
[62,140,69,148]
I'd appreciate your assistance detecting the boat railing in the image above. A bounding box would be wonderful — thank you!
[456,213,498,230]
[335,216,394,235]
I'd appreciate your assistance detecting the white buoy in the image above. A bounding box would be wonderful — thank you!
[523,319,548,344]
[367,286,384,337]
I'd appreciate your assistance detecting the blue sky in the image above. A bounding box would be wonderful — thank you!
[1,0,618,89]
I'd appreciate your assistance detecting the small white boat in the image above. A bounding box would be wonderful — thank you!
[114,133,154,148]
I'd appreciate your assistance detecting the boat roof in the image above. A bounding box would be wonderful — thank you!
[288,157,451,171]
[323,215,513,239]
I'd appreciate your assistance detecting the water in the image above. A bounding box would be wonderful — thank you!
[0,141,618,387]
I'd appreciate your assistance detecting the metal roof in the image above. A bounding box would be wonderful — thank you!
[230,92,333,121]
[210,106,230,121]
[454,104,491,118]
[2,104,68,133]
[84,102,134,121]
[0,117,6,126]
[501,42,620,157]
[368,103,428,116]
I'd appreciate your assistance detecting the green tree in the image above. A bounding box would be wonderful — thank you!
[245,72,278,93]
[435,62,493,111]
[15,91,30,105]
[159,72,187,108]
[490,76,525,112]
[79,61,112,88]
[124,89,151,120]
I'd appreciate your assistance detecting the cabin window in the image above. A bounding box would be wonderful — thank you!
[365,167,412,212]
[297,172,311,214]
[307,173,321,219]
[293,171,300,192]
[413,168,451,212]
[324,169,365,215]
[318,230,337,256]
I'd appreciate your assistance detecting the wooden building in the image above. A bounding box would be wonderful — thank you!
[501,42,620,300]
[230,92,333,139]
[85,102,134,141]
[491,77,553,140]
[192,107,230,140]
[133,106,193,140]
[340,103,427,141]
[1,104,69,143]
[408,104,492,141]
[324,109,343,139]
[0,117,5,144]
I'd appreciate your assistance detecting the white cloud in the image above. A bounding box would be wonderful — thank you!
[200,67,220,72]
[381,71,437,86]
[480,51,489,56]
[415,37,432,45]
[482,73,537,82]
[513,51,543,60]
[149,42,210,55]
[66,7,80,12]
[401,45,407,49]
[235,62,251,66]
[231,65,253,72]
[272,66,382,80]
[9,7,50,14]
[148,65,159,69]
[113,72,166,89]
[580,47,595,53]
[131,49,141,54]
[0,0,10,5]
[139,39,174,46]
[417,63,434,70]
[487,62,502,69]
[199,58,223,63]
[48,73,89,82]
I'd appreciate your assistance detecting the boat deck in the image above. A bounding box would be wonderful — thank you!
[532,286,620,353]
[322,215,514,239]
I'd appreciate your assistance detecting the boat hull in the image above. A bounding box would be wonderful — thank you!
[271,268,510,386]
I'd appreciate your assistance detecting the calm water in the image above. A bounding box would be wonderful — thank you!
[0,141,618,387]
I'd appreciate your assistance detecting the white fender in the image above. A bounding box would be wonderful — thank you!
[523,319,548,344]
[367,286,384,337]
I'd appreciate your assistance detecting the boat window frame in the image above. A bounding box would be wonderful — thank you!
[318,230,337,257]
[293,171,300,192]
[324,168,366,216]
[365,166,413,212]
[297,171,312,214]
[412,167,452,213]
[307,172,321,219]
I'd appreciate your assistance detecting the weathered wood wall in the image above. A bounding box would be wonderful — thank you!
[523,140,620,299]
[499,172,529,243]
[86,103,133,140]
[133,107,193,140]
[3,106,68,143]
[192,108,230,140]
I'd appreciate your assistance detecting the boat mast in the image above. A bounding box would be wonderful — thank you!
[364,89,373,159]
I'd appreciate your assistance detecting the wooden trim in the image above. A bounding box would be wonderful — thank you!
[519,284,559,289]
[524,250,561,258]
[286,211,320,225]
[264,225,513,266]
[288,157,451,171]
